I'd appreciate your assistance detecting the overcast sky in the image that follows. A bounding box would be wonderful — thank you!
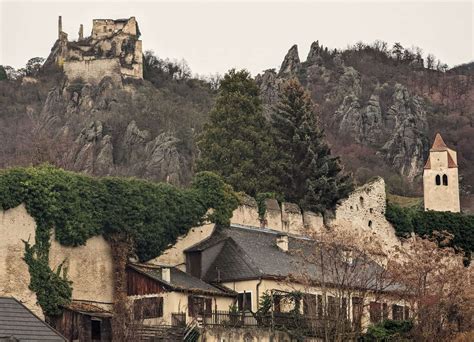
[1,0,473,76]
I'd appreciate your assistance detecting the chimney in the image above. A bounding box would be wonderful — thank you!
[78,24,84,40]
[162,267,171,283]
[58,16,62,39]
[276,234,288,252]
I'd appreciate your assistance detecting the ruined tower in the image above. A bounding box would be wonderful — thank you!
[58,15,62,39]
[423,133,460,212]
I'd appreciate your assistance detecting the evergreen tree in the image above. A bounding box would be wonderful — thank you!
[0,66,7,81]
[272,78,353,213]
[197,69,280,197]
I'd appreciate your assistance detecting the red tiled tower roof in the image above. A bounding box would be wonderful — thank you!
[430,133,448,151]
[424,133,458,169]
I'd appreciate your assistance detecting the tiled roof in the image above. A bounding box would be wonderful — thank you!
[424,156,431,169]
[447,152,458,168]
[0,297,66,341]
[430,133,448,151]
[128,263,234,297]
[193,225,403,292]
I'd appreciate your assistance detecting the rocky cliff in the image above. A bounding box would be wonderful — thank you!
[257,43,437,185]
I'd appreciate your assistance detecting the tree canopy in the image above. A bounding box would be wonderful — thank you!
[271,78,353,212]
[197,69,281,197]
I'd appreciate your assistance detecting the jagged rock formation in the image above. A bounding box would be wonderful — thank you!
[278,45,300,77]
[257,42,430,181]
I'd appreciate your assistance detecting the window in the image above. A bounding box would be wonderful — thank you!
[404,306,410,319]
[186,252,202,278]
[341,298,348,320]
[188,295,212,317]
[317,295,323,319]
[359,196,364,207]
[91,319,101,340]
[133,297,163,319]
[436,175,441,185]
[237,292,252,311]
[370,302,382,323]
[273,294,282,313]
[369,208,373,213]
[327,296,336,319]
[352,297,363,329]
[392,304,404,321]
[303,294,318,316]
[382,303,389,320]
[443,174,448,186]
[368,220,373,228]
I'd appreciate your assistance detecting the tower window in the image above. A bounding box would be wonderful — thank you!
[442,174,448,186]
[435,175,441,186]
[368,220,373,228]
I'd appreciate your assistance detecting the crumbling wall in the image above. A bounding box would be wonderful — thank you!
[328,177,401,254]
[63,59,122,84]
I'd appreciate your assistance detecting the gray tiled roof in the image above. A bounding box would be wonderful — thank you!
[128,264,235,297]
[193,224,403,292]
[0,297,66,341]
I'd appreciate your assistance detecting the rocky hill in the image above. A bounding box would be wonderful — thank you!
[1,41,473,209]
[257,42,473,208]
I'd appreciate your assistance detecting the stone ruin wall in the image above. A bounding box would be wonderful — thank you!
[63,59,122,85]
[230,177,401,256]
[52,16,143,84]
[0,205,115,315]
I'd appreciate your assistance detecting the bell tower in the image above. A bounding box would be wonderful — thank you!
[423,133,460,212]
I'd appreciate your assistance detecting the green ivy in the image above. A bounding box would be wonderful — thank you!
[0,166,239,316]
[386,203,474,264]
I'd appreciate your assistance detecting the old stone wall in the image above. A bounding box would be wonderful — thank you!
[0,205,42,317]
[328,177,401,255]
[0,205,115,316]
[63,59,122,85]
[49,234,114,305]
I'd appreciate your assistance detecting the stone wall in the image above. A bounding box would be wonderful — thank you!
[0,205,115,315]
[49,234,114,305]
[328,177,401,255]
[0,205,41,317]
[63,59,122,85]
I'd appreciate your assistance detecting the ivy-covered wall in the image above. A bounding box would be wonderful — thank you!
[385,203,474,263]
[0,166,238,316]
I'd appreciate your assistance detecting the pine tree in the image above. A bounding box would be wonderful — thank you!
[272,78,353,213]
[197,69,280,197]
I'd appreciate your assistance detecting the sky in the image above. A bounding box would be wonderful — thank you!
[0,0,473,76]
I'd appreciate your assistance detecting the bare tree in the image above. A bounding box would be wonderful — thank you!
[387,232,473,341]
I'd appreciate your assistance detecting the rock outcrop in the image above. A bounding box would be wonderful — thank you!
[278,45,301,77]
[257,43,430,180]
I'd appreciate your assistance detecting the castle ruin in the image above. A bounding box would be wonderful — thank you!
[45,16,143,84]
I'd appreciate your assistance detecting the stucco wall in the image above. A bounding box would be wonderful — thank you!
[150,224,215,270]
[0,205,115,316]
[49,234,114,304]
[0,205,41,317]
[423,149,460,212]
[63,59,122,85]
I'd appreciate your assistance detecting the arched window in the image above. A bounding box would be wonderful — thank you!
[359,196,364,207]
[435,175,441,186]
[368,220,373,228]
[443,174,448,186]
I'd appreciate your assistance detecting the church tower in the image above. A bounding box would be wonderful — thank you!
[423,133,460,212]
